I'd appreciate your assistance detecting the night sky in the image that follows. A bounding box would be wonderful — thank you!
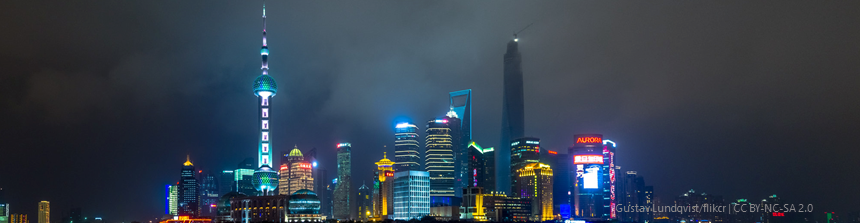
[2,1,859,221]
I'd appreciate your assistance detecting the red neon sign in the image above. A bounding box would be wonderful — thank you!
[548,150,558,155]
[385,172,394,177]
[773,213,784,217]
[574,155,604,164]
[576,137,603,144]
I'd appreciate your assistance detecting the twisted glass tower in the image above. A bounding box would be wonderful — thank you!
[252,4,279,196]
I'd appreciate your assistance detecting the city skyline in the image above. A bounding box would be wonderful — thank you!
[2,1,860,222]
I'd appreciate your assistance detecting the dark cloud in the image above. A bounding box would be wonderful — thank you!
[1,0,859,221]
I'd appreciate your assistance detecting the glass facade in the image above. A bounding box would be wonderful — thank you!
[393,171,430,220]
[394,123,420,172]
[449,90,472,197]
[425,118,457,198]
[510,137,540,197]
[179,159,199,216]
[333,143,351,220]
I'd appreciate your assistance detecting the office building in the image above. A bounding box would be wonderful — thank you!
[482,193,531,222]
[620,171,643,222]
[510,137,540,197]
[278,146,313,195]
[287,190,323,222]
[393,171,430,220]
[394,123,421,172]
[167,183,179,215]
[0,188,7,223]
[218,170,234,196]
[317,169,329,219]
[426,116,458,199]
[251,4,280,197]
[38,201,48,223]
[234,158,257,196]
[498,35,526,195]
[179,157,199,216]
[516,163,553,221]
[467,142,495,192]
[374,153,396,219]
[540,148,569,210]
[10,214,26,223]
[449,90,472,197]
[358,183,372,221]
[333,143,352,220]
[570,134,609,221]
[199,172,219,216]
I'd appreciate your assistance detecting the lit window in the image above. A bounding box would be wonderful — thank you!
[262,120,269,129]
[262,132,269,141]
[262,108,269,118]
[263,143,269,152]
[262,98,269,106]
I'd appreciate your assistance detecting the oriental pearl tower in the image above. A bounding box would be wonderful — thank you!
[252,4,279,196]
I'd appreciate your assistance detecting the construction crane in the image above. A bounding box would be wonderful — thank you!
[513,23,533,42]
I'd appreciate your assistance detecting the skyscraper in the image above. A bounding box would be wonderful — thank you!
[570,134,610,221]
[179,157,199,216]
[252,4,279,197]
[10,214,25,223]
[467,141,495,191]
[234,158,256,196]
[516,163,553,221]
[167,183,179,215]
[279,146,313,195]
[498,36,526,195]
[425,116,457,199]
[333,143,352,220]
[394,123,420,172]
[374,153,396,219]
[393,171,430,220]
[37,201,48,223]
[198,172,219,216]
[449,90,472,197]
[218,170,234,195]
[0,188,8,223]
[357,183,372,221]
[510,137,540,197]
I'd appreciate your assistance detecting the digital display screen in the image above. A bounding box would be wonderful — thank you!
[583,164,601,189]
[574,155,604,164]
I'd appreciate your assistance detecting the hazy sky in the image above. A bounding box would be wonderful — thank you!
[1,0,859,221]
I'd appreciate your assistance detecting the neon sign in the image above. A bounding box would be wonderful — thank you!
[547,150,557,155]
[526,140,540,145]
[773,213,784,217]
[576,136,602,144]
[574,155,604,164]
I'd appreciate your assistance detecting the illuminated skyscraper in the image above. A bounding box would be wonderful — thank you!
[278,146,312,195]
[199,172,219,216]
[510,137,540,197]
[467,141,495,191]
[0,188,8,223]
[37,201,48,223]
[10,214,25,223]
[252,4,279,196]
[394,123,420,172]
[499,35,526,195]
[333,143,352,220]
[374,153,396,218]
[516,163,553,221]
[234,158,256,196]
[570,134,614,221]
[393,171,430,220]
[167,183,179,215]
[425,116,457,198]
[179,157,199,216]
[449,90,472,197]
[357,183,372,221]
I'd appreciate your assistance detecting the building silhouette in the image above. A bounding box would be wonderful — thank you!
[498,36,526,195]
[179,157,199,216]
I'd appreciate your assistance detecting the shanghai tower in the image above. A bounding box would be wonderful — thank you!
[498,35,525,194]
